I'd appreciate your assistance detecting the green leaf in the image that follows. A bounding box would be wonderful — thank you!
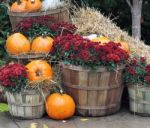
[0,37,5,45]
[0,103,9,112]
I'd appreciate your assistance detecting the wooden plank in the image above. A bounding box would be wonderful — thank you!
[87,72,99,107]
[78,71,88,106]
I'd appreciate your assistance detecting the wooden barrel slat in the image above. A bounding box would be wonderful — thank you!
[62,64,124,116]
[6,89,49,119]
[78,71,88,106]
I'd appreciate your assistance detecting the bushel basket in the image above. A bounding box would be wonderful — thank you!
[6,88,49,119]
[128,85,150,116]
[61,64,125,117]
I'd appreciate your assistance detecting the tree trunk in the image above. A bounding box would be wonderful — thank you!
[126,0,143,39]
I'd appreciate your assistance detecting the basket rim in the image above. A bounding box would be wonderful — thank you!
[9,53,50,60]
[60,62,125,72]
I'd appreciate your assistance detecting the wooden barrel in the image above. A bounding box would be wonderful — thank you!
[128,85,150,116]
[61,64,124,116]
[8,5,70,29]
[6,88,49,119]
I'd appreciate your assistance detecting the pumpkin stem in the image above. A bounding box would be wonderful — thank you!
[30,0,35,3]
[17,0,22,4]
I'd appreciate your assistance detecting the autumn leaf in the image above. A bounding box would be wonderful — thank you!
[43,124,48,128]
[30,123,37,128]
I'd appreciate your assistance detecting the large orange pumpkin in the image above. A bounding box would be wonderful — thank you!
[31,36,53,53]
[26,60,53,82]
[92,36,110,44]
[6,33,30,55]
[46,93,75,120]
[26,0,41,12]
[10,0,27,13]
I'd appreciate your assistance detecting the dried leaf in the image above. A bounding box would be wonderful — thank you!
[43,124,49,128]
[30,123,37,128]
[80,118,89,121]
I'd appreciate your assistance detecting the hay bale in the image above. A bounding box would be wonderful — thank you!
[71,7,150,62]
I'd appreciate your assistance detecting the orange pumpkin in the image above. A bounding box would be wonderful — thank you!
[6,33,30,55]
[10,0,27,13]
[46,93,75,120]
[26,0,41,12]
[92,36,110,44]
[119,41,130,54]
[117,36,130,54]
[26,60,53,82]
[31,36,53,53]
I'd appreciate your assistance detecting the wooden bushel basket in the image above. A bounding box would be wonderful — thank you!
[8,5,70,29]
[6,88,49,119]
[128,85,150,116]
[61,64,125,117]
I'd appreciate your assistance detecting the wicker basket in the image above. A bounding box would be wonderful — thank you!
[61,64,125,116]
[6,88,49,119]
[8,4,70,29]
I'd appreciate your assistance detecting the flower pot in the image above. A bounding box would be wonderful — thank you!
[8,4,70,30]
[6,88,49,119]
[128,85,150,116]
[61,64,125,116]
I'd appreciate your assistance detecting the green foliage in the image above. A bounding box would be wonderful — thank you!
[0,3,11,59]
[24,23,57,39]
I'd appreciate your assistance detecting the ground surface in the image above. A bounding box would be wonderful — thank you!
[0,108,150,128]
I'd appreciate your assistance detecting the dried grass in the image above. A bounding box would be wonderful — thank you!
[71,7,150,62]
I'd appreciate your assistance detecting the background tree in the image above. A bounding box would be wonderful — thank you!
[126,0,143,39]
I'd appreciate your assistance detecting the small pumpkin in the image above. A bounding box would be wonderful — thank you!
[118,36,130,54]
[26,0,42,12]
[6,33,30,55]
[46,93,75,120]
[92,36,110,44]
[10,0,27,13]
[26,60,53,82]
[31,36,53,53]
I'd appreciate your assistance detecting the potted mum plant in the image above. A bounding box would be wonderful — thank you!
[124,57,150,116]
[0,63,48,119]
[51,34,129,116]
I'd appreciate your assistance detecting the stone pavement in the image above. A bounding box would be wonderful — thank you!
[1,108,150,128]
